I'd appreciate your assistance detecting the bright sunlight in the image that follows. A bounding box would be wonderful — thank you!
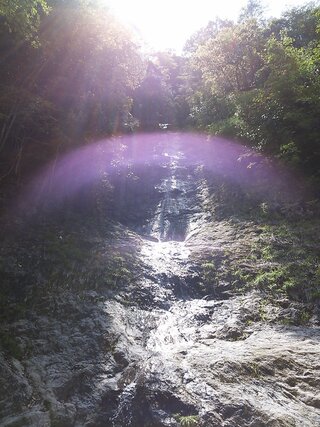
[106,0,310,51]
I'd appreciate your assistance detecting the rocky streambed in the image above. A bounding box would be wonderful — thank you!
[0,134,319,426]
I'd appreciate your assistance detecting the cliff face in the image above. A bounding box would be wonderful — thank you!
[0,133,319,427]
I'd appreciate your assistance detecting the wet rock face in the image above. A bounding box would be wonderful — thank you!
[1,135,320,426]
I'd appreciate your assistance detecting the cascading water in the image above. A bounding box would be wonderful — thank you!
[107,139,320,427]
[1,135,319,427]
[110,144,204,426]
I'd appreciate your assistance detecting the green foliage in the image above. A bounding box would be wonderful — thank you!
[36,223,141,294]
[1,0,320,185]
[194,19,265,94]
[253,220,320,301]
[0,0,49,43]
[239,0,266,23]
[200,216,320,303]
[254,267,291,290]
[101,252,135,289]
[0,0,144,184]
[44,232,88,267]
[133,61,173,129]
[184,18,233,54]
[39,2,143,136]
[207,116,241,137]
[269,3,320,48]
[278,142,300,166]
[174,414,199,427]
[189,90,236,131]
[132,53,191,129]
[195,167,320,303]
[186,2,320,177]
[201,261,217,291]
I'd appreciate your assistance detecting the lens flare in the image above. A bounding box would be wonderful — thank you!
[17,132,302,216]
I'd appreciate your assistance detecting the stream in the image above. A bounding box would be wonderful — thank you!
[0,135,320,427]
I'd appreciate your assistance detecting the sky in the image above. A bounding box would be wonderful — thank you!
[105,0,314,52]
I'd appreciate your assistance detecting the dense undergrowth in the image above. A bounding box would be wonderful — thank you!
[0,214,142,330]
[197,173,320,306]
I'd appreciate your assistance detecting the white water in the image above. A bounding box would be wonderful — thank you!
[109,143,320,426]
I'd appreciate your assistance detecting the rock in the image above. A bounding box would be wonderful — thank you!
[140,235,159,243]
[1,138,320,427]
[0,411,50,427]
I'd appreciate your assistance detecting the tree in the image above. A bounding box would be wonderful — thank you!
[184,18,233,54]
[133,61,174,130]
[0,0,49,43]
[37,2,143,135]
[238,0,266,23]
[0,0,144,183]
[186,2,320,178]
[152,52,191,127]
[268,3,320,48]
[194,19,265,95]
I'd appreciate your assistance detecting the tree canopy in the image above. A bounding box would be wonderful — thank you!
[186,1,320,178]
[0,0,319,187]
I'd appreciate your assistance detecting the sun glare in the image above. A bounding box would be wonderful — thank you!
[105,0,309,52]
[106,0,242,51]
